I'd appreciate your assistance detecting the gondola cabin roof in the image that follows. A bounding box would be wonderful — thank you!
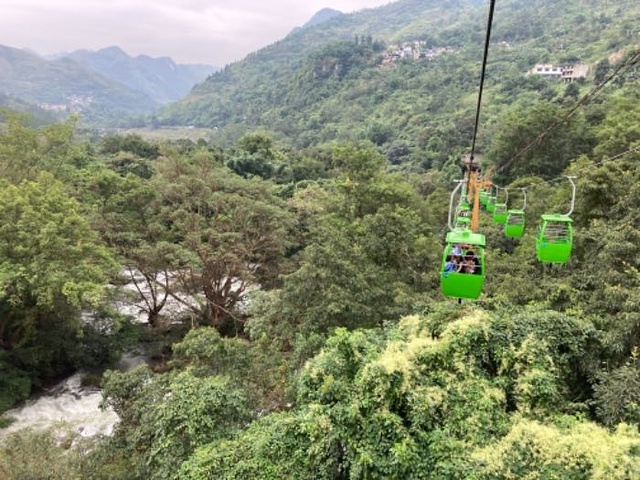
[541,214,573,223]
[446,229,485,247]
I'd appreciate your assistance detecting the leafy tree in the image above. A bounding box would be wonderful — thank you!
[178,412,325,480]
[98,367,248,480]
[0,114,77,184]
[592,84,640,159]
[100,133,160,160]
[0,173,115,349]
[182,309,637,479]
[387,141,411,165]
[236,132,275,157]
[226,149,275,179]
[171,326,289,409]
[249,145,438,362]
[0,354,30,412]
[107,151,155,179]
[594,356,640,427]
[155,152,293,330]
[471,419,640,479]
[85,168,173,327]
[485,101,591,181]
[0,428,89,479]
[594,58,611,84]
[0,173,116,408]
[365,121,395,146]
[563,82,580,102]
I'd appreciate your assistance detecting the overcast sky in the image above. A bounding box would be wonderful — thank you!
[0,0,393,66]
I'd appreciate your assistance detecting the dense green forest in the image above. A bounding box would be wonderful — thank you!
[1,0,640,478]
[159,0,639,168]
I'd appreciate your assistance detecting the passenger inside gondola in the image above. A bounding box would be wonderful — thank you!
[444,255,457,273]
[464,250,480,275]
[542,222,570,244]
[444,244,482,276]
[444,254,463,275]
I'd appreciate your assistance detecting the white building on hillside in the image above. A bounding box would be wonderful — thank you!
[530,63,590,82]
[531,64,562,78]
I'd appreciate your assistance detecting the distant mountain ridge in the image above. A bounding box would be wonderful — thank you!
[0,44,218,125]
[59,46,217,104]
[158,0,473,129]
[0,44,157,118]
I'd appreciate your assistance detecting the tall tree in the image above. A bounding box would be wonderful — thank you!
[249,146,438,359]
[85,168,173,327]
[156,152,293,331]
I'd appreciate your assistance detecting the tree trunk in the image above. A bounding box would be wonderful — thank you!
[0,318,7,349]
[147,309,160,328]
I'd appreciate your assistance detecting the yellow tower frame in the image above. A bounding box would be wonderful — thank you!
[466,172,491,233]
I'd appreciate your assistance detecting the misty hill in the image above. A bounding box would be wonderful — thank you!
[60,46,217,104]
[0,44,157,120]
[302,8,344,29]
[158,0,639,165]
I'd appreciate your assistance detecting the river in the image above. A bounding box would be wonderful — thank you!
[0,372,119,438]
[0,271,164,439]
[0,269,235,439]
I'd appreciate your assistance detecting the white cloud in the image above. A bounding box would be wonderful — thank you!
[0,0,393,65]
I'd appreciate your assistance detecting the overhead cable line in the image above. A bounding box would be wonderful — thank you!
[469,0,497,163]
[491,143,640,191]
[496,48,640,174]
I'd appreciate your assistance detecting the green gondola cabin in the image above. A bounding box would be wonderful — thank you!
[504,210,525,238]
[486,196,496,213]
[492,203,508,224]
[441,229,486,299]
[455,216,471,229]
[536,214,573,263]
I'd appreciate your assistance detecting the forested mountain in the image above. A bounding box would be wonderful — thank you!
[58,46,217,104]
[0,45,157,119]
[160,0,638,169]
[1,0,640,478]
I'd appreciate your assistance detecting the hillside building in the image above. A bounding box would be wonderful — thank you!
[531,64,562,78]
[38,103,67,112]
[561,64,590,83]
[530,63,590,82]
[381,41,456,68]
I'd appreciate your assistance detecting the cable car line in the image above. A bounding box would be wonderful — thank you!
[440,0,496,300]
[440,8,640,299]
[469,0,497,163]
[490,144,640,192]
[441,144,640,299]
